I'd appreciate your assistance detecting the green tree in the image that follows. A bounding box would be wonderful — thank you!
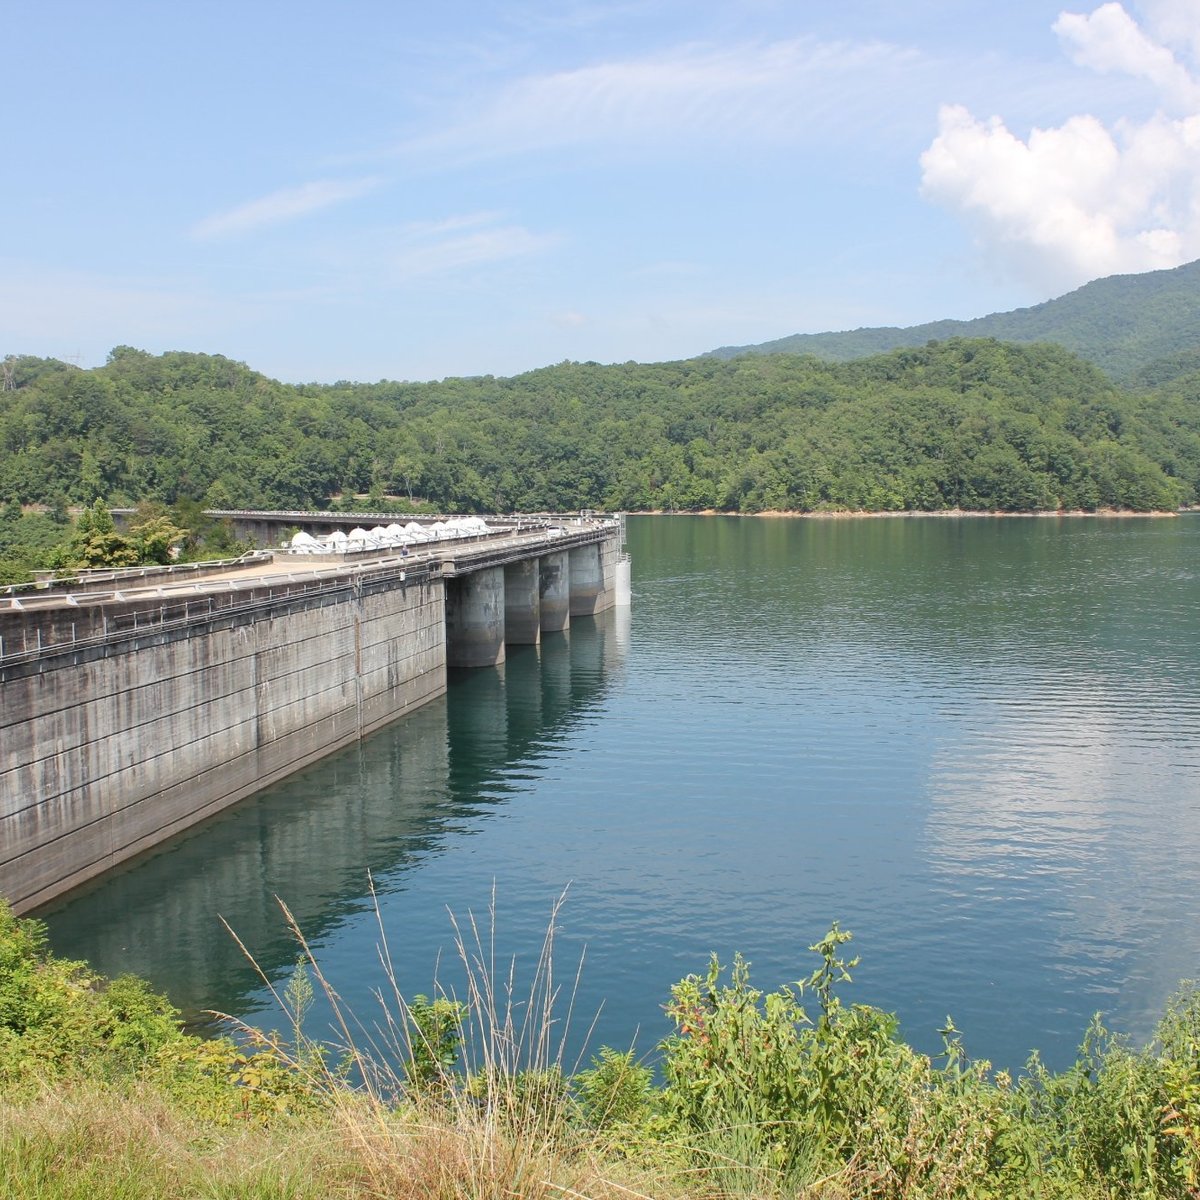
[129,513,189,564]
[60,500,139,568]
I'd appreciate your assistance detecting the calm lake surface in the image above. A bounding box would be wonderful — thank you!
[42,515,1200,1073]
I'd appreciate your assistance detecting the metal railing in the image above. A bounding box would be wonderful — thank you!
[0,559,435,668]
[1,551,274,600]
[0,518,621,668]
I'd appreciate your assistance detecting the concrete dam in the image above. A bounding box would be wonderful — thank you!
[0,514,629,915]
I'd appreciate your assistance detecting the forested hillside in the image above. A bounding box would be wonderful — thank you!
[2,339,1198,528]
[709,259,1200,384]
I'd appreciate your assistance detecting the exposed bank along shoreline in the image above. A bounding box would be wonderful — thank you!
[634,507,1182,518]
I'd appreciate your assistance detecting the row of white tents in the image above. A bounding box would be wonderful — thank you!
[286,516,493,555]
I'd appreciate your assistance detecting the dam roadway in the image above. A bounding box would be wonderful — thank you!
[0,514,629,915]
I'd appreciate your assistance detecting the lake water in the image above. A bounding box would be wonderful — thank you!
[41,514,1200,1074]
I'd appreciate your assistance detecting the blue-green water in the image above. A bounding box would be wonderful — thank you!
[41,515,1200,1072]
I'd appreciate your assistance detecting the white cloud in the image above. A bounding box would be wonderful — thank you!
[1140,0,1200,65]
[191,177,380,239]
[920,2,1200,290]
[1054,2,1200,110]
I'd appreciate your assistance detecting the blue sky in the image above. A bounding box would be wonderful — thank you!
[4,1,1198,382]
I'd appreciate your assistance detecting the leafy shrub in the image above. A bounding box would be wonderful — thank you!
[403,993,467,1089]
[0,904,182,1080]
[661,926,1047,1196]
[574,1047,656,1132]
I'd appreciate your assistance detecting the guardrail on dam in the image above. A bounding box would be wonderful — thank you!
[0,515,629,915]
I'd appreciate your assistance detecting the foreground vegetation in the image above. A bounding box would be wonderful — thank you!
[3,900,1199,1199]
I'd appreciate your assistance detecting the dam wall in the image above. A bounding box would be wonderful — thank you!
[0,520,627,915]
[1,568,445,913]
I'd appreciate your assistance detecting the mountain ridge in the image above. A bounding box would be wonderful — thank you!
[707,259,1200,383]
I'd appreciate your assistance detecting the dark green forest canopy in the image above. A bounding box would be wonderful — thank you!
[2,339,1199,520]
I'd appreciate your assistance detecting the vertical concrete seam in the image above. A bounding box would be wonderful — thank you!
[354,573,364,738]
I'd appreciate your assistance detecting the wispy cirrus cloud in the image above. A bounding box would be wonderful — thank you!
[388,212,559,281]
[191,177,381,239]
[398,36,927,164]
[920,1,1200,290]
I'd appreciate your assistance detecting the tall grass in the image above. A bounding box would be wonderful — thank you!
[0,1082,354,1200]
[211,884,668,1199]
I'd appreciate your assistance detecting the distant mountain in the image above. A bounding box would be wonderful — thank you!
[708,259,1200,384]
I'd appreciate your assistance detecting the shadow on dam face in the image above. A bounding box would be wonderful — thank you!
[38,608,630,1029]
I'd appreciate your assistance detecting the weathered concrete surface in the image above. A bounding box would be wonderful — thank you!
[503,559,541,645]
[568,539,620,616]
[0,577,445,914]
[444,566,506,668]
[614,555,632,607]
[600,536,620,610]
[538,551,570,633]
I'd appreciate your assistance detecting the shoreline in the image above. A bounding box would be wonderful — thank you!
[630,507,1183,519]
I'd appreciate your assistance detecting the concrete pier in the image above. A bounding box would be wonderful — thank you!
[615,554,632,607]
[445,566,506,668]
[539,551,571,634]
[503,559,541,646]
[568,543,606,616]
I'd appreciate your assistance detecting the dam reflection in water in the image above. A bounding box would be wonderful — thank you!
[42,610,630,1032]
